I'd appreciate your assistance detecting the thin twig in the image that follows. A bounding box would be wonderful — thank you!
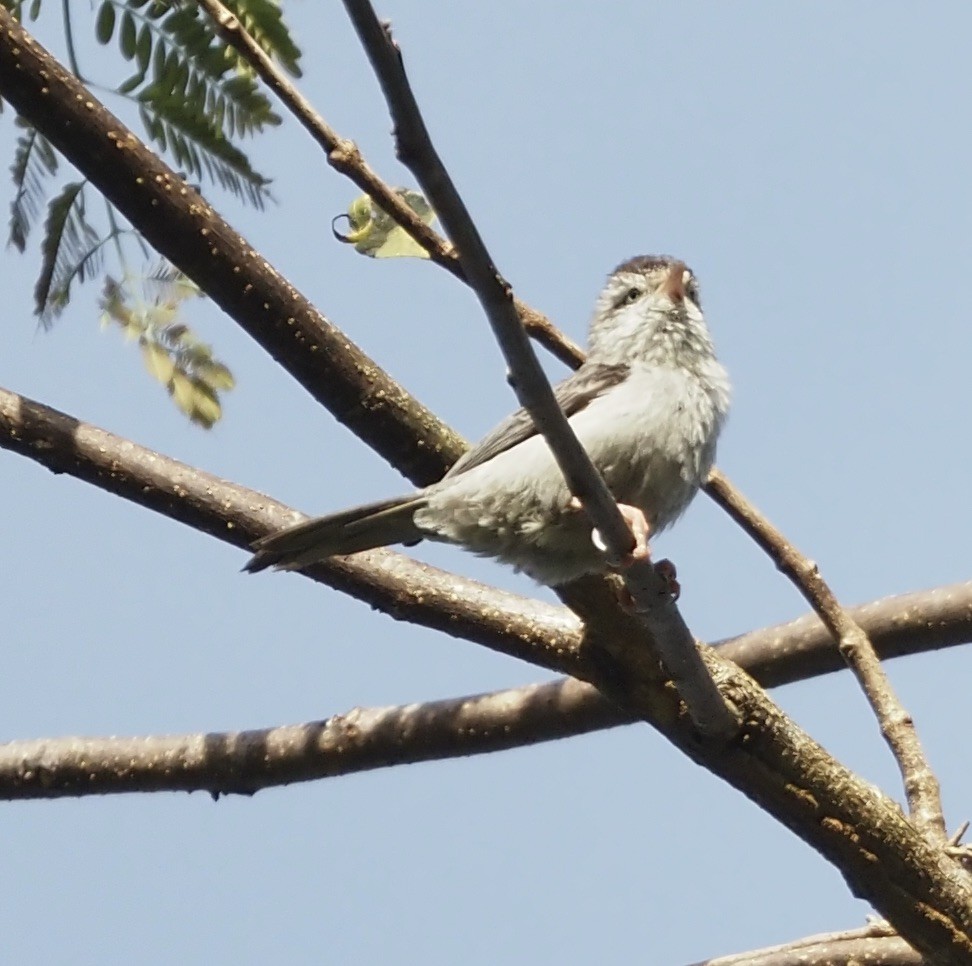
[705,467,947,842]
[194,0,584,368]
[194,0,451,268]
[340,0,736,740]
[949,820,970,848]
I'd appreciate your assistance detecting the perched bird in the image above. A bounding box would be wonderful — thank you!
[245,255,730,586]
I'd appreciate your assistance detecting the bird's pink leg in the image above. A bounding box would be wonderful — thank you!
[614,503,652,566]
[568,498,680,604]
[569,498,652,565]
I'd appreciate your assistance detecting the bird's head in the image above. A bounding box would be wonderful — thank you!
[587,255,714,369]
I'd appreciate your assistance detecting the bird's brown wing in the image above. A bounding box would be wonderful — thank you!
[444,362,630,478]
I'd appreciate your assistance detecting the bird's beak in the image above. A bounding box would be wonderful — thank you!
[659,262,686,303]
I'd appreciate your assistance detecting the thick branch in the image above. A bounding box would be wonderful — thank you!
[341,1,735,739]
[0,8,462,486]
[548,578,972,964]
[0,385,582,674]
[4,576,971,799]
[708,468,947,842]
[692,923,921,966]
[0,681,605,799]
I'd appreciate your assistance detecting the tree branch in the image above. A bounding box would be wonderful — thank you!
[691,922,921,966]
[707,468,947,842]
[0,385,583,675]
[340,0,735,740]
[3,380,972,803]
[4,396,972,961]
[4,577,971,800]
[0,7,463,487]
[0,680,607,800]
[718,579,972,687]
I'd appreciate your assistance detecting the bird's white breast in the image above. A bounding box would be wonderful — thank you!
[415,360,727,584]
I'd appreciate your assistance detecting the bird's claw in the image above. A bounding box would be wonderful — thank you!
[616,559,681,612]
[653,558,681,601]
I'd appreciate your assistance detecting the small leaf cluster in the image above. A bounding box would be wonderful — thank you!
[3,0,302,424]
[100,264,236,429]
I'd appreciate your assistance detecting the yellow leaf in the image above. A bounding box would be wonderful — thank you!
[334,188,434,259]
[196,361,236,391]
[141,342,176,385]
[169,370,196,417]
[188,381,222,429]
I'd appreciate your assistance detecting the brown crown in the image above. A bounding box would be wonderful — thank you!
[612,254,680,276]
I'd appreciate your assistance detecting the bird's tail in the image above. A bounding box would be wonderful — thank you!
[244,494,427,573]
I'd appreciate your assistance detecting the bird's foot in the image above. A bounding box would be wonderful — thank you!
[616,559,681,612]
[569,498,652,566]
[652,558,681,601]
[613,503,652,566]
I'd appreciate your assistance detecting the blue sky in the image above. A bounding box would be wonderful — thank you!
[2,3,971,963]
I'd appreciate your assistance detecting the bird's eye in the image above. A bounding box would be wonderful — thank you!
[685,274,702,308]
[619,287,641,307]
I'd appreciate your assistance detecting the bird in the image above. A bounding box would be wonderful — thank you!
[245,255,730,586]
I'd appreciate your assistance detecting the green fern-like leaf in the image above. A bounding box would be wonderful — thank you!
[137,96,270,208]
[119,8,138,59]
[35,181,103,325]
[95,1,116,44]
[0,1,42,19]
[99,1,282,206]
[8,118,58,252]
[225,0,302,77]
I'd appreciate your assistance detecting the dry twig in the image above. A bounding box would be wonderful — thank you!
[706,468,947,842]
[193,0,584,368]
